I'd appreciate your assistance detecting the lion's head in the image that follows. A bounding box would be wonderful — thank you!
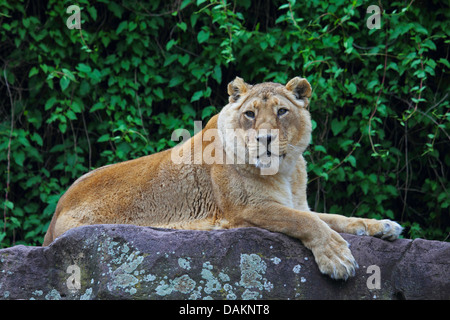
[218,76,313,175]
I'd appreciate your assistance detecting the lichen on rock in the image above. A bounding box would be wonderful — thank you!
[0,225,448,300]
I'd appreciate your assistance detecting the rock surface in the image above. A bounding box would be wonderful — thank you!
[0,224,448,300]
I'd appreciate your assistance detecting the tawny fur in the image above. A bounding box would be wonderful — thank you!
[43,76,402,280]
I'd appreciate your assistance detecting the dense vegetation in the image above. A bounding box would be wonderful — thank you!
[1,0,448,246]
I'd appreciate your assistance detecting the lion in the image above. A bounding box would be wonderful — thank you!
[43,76,403,280]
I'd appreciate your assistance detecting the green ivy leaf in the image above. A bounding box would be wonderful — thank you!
[166,39,178,51]
[28,67,39,78]
[169,76,184,87]
[201,106,216,120]
[90,102,104,113]
[153,87,164,100]
[116,21,128,34]
[14,150,25,166]
[44,96,58,110]
[361,180,369,195]
[331,118,345,136]
[191,90,203,102]
[197,30,210,43]
[76,63,92,73]
[60,76,70,91]
[177,22,187,32]
[58,122,67,134]
[61,68,75,81]
[212,65,222,84]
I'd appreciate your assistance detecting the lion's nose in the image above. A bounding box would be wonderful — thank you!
[256,134,272,145]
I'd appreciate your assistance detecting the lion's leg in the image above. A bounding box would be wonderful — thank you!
[233,205,358,280]
[315,213,403,241]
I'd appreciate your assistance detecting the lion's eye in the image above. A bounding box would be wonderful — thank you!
[277,108,288,117]
[244,111,255,119]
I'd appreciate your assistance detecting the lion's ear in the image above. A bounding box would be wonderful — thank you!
[227,77,251,103]
[286,77,312,102]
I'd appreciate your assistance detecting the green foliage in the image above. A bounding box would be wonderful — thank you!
[0,0,448,246]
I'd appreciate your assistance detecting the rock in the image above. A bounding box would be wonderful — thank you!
[0,225,449,300]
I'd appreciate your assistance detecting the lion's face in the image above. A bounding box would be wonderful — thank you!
[218,77,313,175]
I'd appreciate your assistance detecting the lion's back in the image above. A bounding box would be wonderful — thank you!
[43,147,219,245]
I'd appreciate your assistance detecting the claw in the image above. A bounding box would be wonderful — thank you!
[356,229,367,236]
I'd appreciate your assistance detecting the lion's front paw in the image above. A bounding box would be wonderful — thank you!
[367,219,403,241]
[311,231,359,281]
[348,218,403,241]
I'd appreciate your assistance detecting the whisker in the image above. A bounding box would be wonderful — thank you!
[287,143,301,151]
